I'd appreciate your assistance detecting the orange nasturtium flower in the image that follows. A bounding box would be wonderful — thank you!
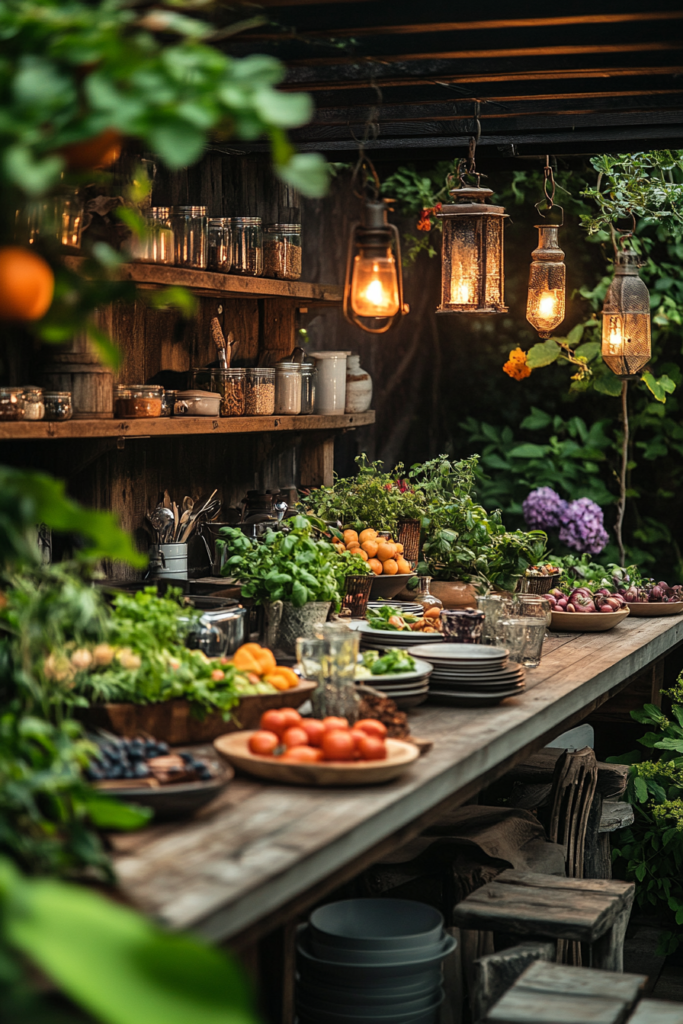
[503,347,531,381]
[416,202,442,232]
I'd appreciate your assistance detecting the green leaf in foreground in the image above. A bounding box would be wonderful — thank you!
[642,372,677,403]
[526,339,561,368]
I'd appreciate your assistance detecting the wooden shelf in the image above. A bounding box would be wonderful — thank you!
[0,411,375,441]
[63,257,342,304]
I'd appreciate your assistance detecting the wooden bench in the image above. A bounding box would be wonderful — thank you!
[452,871,635,971]
[485,960,647,1024]
[626,1001,683,1024]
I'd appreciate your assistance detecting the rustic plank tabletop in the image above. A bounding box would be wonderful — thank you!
[110,615,683,945]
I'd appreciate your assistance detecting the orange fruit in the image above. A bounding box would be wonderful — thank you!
[395,543,404,554]
[321,729,356,762]
[346,542,361,553]
[249,730,279,756]
[356,549,369,561]
[359,529,378,543]
[361,539,379,558]
[382,558,399,575]
[357,735,387,761]
[282,726,309,749]
[61,128,122,170]
[354,719,388,739]
[322,716,349,730]
[376,542,397,562]
[396,557,412,574]
[0,247,54,320]
[343,529,359,545]
[368,558,383,575]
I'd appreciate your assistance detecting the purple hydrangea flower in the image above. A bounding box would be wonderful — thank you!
[522,487,568,530]
[559,497,610,555]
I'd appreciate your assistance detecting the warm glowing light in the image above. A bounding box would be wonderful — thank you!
[538,290,558,318]
[451,278,475,305]
[350,254,400,318]
[605,315,624,353]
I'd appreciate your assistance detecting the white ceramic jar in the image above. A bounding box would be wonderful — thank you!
[345,354,373,413]
[174,390,221,417]
[311,351,351,415]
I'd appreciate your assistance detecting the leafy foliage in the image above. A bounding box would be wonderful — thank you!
[218,515,370,610]
[581,152,683,236]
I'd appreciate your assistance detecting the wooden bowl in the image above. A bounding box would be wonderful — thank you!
[370,573,417,601]
[214,731,420,787]
[550,608,630,632]
[81,681,316,745]
[625,601,683,617]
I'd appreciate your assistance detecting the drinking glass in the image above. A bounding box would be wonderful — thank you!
[295,635,360,720]
[495,617,546,668]
[477,594,506,645]
[296,637,329,717]
[512,593,552,627]
[440,609,485,643]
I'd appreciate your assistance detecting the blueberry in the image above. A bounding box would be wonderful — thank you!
[156,741,169,755]
[180,752,194,764]
[85,767,103,781]
[123,768,135,779]
[108,766,123,779]
[133,762,150,778]
[198,769,212,781]
[129,740,145,758]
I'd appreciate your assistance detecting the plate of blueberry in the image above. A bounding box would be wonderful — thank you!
[86,733,234,820]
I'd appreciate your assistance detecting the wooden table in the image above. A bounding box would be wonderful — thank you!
[110,615,683,951]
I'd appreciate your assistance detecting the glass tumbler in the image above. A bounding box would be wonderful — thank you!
[477,594,507,645]
[296,637,330,718]
[495,616,546,668]
[512,593,552,629]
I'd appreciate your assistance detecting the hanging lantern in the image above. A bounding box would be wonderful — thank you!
[526,159,566,338]
[601,248,651,379]
[343,199,405,334]
[436,181,508,315]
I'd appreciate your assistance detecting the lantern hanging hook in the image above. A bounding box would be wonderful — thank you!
[610,212,638,257]
[455,103,483,189]
[535,155,564,225]
[350,78,383,202]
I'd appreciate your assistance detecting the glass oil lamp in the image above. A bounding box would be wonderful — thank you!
[436,183,508,315]
[601,248,651,379]
[526,222,566,338]
[343,199,405,334]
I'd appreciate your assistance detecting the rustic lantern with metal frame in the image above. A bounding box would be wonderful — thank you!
[343,198,405,335]
[436,157,508,315]
[526,159,566,338]
[602,245,651,380]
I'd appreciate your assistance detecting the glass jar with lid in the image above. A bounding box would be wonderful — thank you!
[245,367,275,415]
[275,362,302,415]
[264,223,302,280]
[300,363,317,414]
[0,387,25,420]
[169,206,208,269]
[127,207,173,264]
[208,217,232,272]
[22,387,45,420]
[230,217,263,276]
[114,385,163,418]
[43,392,72,421]
[210,367,245,417]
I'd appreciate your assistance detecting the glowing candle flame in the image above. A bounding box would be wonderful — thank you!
[606,315,624,353]
[538,290,558,318]
[452,279,475,305]
[351,255,399,317]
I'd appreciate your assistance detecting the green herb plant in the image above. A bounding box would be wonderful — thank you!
[218,515,371,610]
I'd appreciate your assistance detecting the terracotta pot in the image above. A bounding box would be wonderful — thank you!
[427,580,477,610]
[80,684,315,745]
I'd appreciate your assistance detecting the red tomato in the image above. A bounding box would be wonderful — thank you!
[350,729,367,756]
[354,718,387,739]
[358,735,387,761]
[260,710,287,737]
[321,729,356,762]
[300,719,325,747]
[279,708,303,730]
[280,745,324,763]
[248,730,279,756]
[282,726,309,749]
[323,716,349,731]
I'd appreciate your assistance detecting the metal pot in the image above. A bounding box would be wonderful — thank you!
[183,596,248,654]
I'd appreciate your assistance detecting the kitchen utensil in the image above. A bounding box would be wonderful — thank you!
[182,495,193,514]
[150,505,174,543]
[210,317,228,370]
[172,501,179,540]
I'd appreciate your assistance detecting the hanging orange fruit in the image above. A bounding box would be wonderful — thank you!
[61,128,122,170]
[0,247,54,320]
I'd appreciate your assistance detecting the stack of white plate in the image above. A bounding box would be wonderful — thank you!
[406,643,525,707]
[357,621,443,651]
[361,656,433,709]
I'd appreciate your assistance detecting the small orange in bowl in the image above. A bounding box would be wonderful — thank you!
[343,529,359,546]
[368,557,383,575]
[376,542,397,562]
[361,539,379,558]
[359,528,378,543]
[382,558,399,575]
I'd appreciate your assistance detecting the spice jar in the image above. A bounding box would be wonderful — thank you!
[22,387,45,420]
[275,362,302,415]
[245,368,275,415]
[114,385,163,418]
[230,217,263,276]
[300,363,317,414]
[264,223,302,280]
[0,387,25,420]
[44,391,72,422]
[128,207,173,263]
[211,367,245,417]
[208,217,232,272]
[161,390,177,417]
[169,206,208,269]
[43,391,72,421]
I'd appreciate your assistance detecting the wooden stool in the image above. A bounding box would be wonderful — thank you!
[453,870,635,972]
[472,941,555,1021]
[485,959,646,1024]
[627,1000,683,1024]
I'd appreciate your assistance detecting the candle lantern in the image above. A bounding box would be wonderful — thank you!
[526,159,566,338]
[601,248,651,379]
[436,181,508,315]
[343,199,405,334]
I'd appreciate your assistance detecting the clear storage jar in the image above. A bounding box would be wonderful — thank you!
[170,206,208,269]
[22,387,45,420]
[131,207,174,264]
[211,367,245,417]
[0,387,25,420]
[208,217,232,272]
[114,385,163,418]
[245,368,275,415]
[275,362,302,415]
[300,363,317,414]
[230,217,263,276]
[43,392,72,421]
[264,223,302,280]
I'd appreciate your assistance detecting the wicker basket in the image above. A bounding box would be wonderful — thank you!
[398,517,421,567]
[342,574,373,618]
[520,573,561,595]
